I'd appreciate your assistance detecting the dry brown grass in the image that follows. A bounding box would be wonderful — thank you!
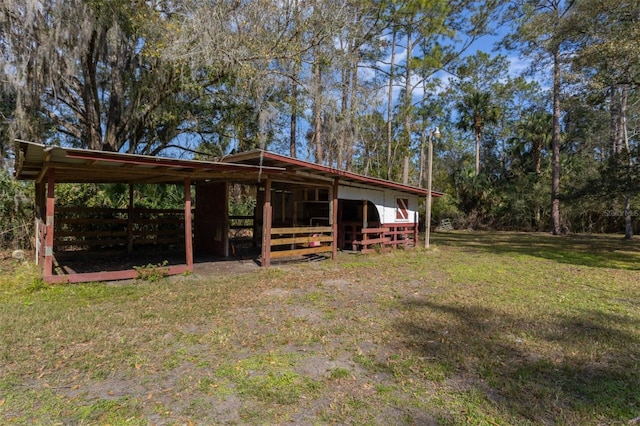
[1,232,639,425]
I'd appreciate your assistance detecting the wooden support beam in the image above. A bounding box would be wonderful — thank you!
[413,211,419,247]
[331,178,338,260]
[43,169,55,279]
[34,180,45,268]
[362,199,368,249]
[184,178,194,271]
[261,177,272,267]
[127,183,134,253]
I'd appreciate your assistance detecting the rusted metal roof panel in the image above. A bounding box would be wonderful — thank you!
[222,150,441,197]
[13,141,285,184]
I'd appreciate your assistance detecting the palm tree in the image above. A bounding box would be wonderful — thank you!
[518,110,553,175]
[455,90,500,176]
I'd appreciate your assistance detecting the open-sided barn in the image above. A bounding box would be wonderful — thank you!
[13,141,442,283]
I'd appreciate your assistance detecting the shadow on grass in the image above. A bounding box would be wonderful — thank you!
[396,299,640,424]
[433,231,640,270]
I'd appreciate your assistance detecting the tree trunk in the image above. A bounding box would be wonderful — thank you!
[475,130,481,176]
[402,30,413,186]
[402,156,409,185]
[534,138,542,175]
[550,47,562,235]
[346,55,358,172]
[610,83,622,156]
[313,58,323,164]
[82,29,103,151]
[621,85,633,239]
[419,127,426,187]
[338,57,349,169]
[386,27,397,180]
[624,194,633,239]
[290,79,297,158]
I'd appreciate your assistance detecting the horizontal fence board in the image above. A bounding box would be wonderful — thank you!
[57,207,186,215]
[271,226,332,235]
[229,225,253,230]
[270,235,334,246]
[133,237,183,245]
[54,237,184,248]
[54,239,126,247]
[352,237,390,246]
[56,207,128,214]
[56,218,129,225]
[270,245,333,259]
[56,230,128,238]
[361,227,386,234]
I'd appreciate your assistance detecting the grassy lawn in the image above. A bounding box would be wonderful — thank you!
[1,231,639,425]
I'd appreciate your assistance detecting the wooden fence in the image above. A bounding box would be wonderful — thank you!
[341,222,418,254]
[53,207,186,251]
[268,226,334,259]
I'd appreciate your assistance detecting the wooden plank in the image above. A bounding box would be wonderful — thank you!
[271,226,332,235]
[133,229,183,237]
[55,230,129,238]
[133,237,183,245]
[44,170,55,278]
[270,235,334,246]
[361,227,385,234]
[269,245,333,259]
[56,207,185,215]
[229,215,254,220]
[44,264,189,284]
[261,177,272,267]
[332,178,338,260]
[57,207,128,214]
[54,239,125,247]
[56,218,130,225]
[184,178,193,270]
[54,237,184,247]
[229,224,254,230]
[127,183,134,253]
[56,229,182,239]
[352,237,390,246]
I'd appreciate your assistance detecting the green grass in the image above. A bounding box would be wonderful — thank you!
[1,231,639,425]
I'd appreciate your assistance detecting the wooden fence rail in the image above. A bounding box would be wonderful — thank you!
[53,207,187,251]
[347,222,418,254]
[269,226,334,259]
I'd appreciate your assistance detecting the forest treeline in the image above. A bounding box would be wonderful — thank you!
[1,0,639,249]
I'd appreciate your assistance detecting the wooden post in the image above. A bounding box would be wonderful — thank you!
[184,179,194,271]
[34,181,45,268]
[127,183,134,253]
[414,211,419,247]
[261,177,272,267]
[331,179,338,260]
[362,199,368,250]
[43,170,55,279]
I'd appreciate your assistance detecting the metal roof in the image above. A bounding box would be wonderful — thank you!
[222,150,441,197]
[13,141,285,184]
[13,141,443,197]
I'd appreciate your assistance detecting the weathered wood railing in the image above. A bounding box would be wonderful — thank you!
[229,215,254,231]
[54,207,187,251]
[269,226,334,259]
[383,223,418,249]
[348,222,418,253]
[351,227,390,253]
